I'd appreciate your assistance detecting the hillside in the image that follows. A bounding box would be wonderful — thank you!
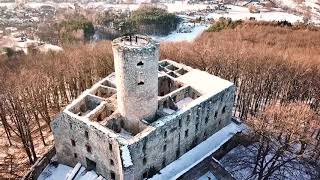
[0,21,319,179]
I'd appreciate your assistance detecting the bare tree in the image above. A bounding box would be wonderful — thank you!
[223,103,320,180]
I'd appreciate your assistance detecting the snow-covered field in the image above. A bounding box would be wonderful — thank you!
[274,0,320,24]
[1,1,319,42]
[154,3,304,42]
[152,24,208,42]
[207,5,303,23]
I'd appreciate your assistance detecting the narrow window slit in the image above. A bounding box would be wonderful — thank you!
[138,81,144,85]
[137,61,144,66]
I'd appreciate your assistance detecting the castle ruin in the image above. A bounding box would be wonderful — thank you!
[51,35,235,180]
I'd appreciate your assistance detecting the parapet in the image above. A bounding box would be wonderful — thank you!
[112,35,159,51]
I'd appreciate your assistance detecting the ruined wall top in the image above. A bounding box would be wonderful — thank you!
[112,35,159,51]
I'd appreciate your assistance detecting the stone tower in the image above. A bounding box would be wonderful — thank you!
[112,35,159,130]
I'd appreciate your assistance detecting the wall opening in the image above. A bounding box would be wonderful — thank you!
[85,131,89,139]
[162,159,166,168]
[163,144,167,152]
[142,167,158,179]
[143,141,147,152]
[86,144,92,153]
[163,101,168,108]
[185,129,189,138]
[138,81,144,85]
[110,171,115,180]
[143,171,148,179]
[110,159,114,166]
[204,131,208,139]
[137,61,144,66]
[143,157,147,165]
[176,148,180,159]
[86,158,96,171]
[97,114,102,121]
[222,106,226,114]
[71,139,76,146]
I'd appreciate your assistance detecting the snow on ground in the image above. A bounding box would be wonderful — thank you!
[153,4,305,42]
[274,0,320,24]
[220,144,314,180]
[38,162,99,180]
[163,108,176,114]
[66,162,81,180]
[176,97,195,109]
[38,164,72,180]
[0,3,15,9]
[1,2,316,43]
[119,128,133,139]
[207,5,303,23]
[152,25,208,42]
[78,171,98,180]
[165,1,209,13]
[38,44,63,53]
[150,121,242,180]
[197,171,217,180]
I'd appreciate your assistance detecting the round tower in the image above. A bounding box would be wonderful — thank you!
[112,35,159,127]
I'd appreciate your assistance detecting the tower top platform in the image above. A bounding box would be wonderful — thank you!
[112,35,159,49]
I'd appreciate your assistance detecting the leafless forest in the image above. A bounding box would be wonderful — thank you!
[0,21,320,178]
[161,21,320,179]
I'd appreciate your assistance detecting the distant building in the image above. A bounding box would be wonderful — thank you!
[0,36,62,55]
[51,35,235,179]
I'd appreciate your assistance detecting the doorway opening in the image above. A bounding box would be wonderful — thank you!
[86,157,97,171]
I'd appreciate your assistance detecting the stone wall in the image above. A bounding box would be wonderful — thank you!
[52,113,124,180]
[126,85,235,179]
[22,147,56,180]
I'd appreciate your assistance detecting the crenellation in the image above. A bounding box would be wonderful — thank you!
[51,35,236,180]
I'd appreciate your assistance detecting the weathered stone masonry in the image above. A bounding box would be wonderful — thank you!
[51,35,235,180]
